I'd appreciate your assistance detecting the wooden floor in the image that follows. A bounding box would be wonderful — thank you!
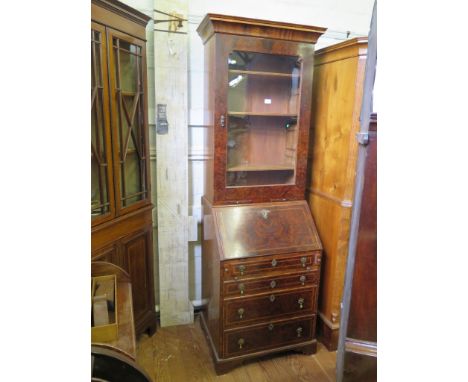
[136,314,336,382]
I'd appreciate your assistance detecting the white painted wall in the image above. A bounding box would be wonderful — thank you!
[120,0,375,308]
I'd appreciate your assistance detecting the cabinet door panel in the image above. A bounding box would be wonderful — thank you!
[212,35,315,204]
[120,228,153,322]
[107,28,150,216]
[226,51,301,188]
[91,22,115,225]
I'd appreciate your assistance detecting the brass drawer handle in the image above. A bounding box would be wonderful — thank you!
[238,308,244,319]
[270,280,277,289]
[238,283,245,295]
[238,338,245,349]
[238,265,245,275]
[268,323,274,331]
[296,327,303,338]
[298,297,304,309]
[300,257,307,267]
[315,255,321,264]
[299,275,306,285]
[269,294,276,302]
[271,259,277,267]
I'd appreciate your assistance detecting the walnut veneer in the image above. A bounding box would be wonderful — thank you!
[198,14,326,374]
[197,14,327,373]
[201,198,323,374]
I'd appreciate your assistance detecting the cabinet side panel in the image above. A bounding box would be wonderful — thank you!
[346,128,377,342]
[203,37,215,202]
[201,197,221,356]
[309,57,359,200]
[308,194,350,320]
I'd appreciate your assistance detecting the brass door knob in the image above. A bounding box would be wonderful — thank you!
[296,327,303,338]
[299,275,306,285]
[238,264,245,275]
[238,283,245,295]
[270,280,277,289]
[238,338,245,349]
[298,297,304,309]
[238,308,244,319]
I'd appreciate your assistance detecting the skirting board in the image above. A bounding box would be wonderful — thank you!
[317,312,339,351]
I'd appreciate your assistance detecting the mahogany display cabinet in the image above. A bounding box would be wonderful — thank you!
[91,0,156,336]
[197,14,326,374]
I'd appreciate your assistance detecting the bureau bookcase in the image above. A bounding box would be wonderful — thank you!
[197,14,326,374]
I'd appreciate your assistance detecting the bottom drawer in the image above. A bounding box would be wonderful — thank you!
[224,315,316,357]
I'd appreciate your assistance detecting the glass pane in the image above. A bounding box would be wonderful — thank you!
[114,39,141,93]
[226,51,301,187]
[113,37,147,209]
[91,29,110,218]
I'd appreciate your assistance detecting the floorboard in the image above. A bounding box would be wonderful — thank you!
[136,314,336,381]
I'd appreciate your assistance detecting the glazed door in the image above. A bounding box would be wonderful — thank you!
[91,22,115,225]
[214,35,315,204]
[107,28,151,216]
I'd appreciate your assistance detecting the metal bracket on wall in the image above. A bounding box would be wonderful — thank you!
[154,9,187,34]
[356,132,369,145]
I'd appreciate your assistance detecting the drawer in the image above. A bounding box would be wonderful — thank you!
[224,315,316,357]
[222,252,321,281]
[223,288,317,328]
[223,271,319,298]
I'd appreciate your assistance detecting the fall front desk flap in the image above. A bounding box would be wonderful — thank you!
[212,200,322,260]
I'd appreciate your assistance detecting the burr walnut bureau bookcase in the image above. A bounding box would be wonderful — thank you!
[197,14,326,374]
[91,0,156,336]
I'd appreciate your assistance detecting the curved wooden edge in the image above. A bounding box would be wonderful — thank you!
[315,36,368,55]
[91,344,152,381]
[91,261,131,282]
[91,341,135,361]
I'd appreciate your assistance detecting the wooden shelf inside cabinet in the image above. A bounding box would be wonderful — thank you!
[229,70,300,78]
[227,164,295,172]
